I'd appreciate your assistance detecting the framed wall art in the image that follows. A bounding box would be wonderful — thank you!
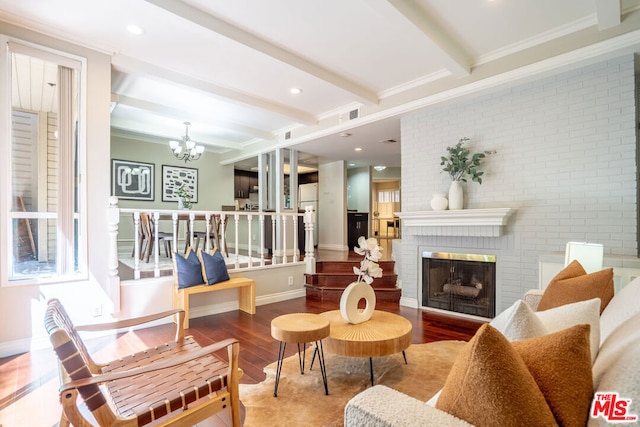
[111,159,154,201]
[162,165,198,202]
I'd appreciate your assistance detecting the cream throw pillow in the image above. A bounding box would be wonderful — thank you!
[536,297,600,363]
[490,299,547,341]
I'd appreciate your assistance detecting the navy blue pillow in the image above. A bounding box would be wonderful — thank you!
[174,249,204,289]
[198,248,230,285]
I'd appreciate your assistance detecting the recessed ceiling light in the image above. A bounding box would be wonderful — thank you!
[127,25,145,36]
[354,147,362,152]
[348,163,356,167]
[374,166,387,171]
[290,87,302,95]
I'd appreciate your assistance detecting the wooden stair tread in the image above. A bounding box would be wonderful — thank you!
[306,258,400,304]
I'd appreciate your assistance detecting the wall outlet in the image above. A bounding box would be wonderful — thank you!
[288,276,294,286]
[91,304,102,317]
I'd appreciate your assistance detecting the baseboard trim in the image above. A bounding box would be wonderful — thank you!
[400,296,418,308]
[0,289,307,358]
[317,243,349,252]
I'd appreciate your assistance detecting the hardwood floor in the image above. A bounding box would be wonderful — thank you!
[0,242,483,425]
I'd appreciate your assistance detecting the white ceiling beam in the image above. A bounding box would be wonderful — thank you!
[143,0,379,105]
[594,0,621,30]
[112,55,317,125]
[113,93,275,141]
[386,0,471,78]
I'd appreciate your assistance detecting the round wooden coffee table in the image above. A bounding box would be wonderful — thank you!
[270,313,330,396]
[320,310,412,386]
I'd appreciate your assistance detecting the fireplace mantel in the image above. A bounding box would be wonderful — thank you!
[395,208,516,237]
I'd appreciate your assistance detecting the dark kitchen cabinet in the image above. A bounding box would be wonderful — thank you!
[234,170,257,198]
[347,212,368,251]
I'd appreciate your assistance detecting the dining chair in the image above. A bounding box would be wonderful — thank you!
[192,214,228,257]
[386,218,400,238]
[133,212,174,263]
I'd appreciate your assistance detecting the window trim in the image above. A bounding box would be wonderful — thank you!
[1,36,88,287]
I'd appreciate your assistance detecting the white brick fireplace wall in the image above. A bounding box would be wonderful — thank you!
[397,54,638,315]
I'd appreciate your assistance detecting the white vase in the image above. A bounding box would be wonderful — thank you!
[448,181,464,210]
[340,281,376,324]
[430,193,448,211]
[177,198,184,210]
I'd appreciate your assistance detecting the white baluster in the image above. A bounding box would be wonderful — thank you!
[152,211,160,277]
[234,212,240,269]
[259,213,266,267]
[172,212,179,254]
[247,214,253,266]
[205,212,212,252]
[304,206,316,274]
[271,215,277,265]
[108,197,121,312]
[293,212,299,263]
[132,210,141,280]
[282,213,288,264]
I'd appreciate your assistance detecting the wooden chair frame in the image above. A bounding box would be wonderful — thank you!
[44,299,242,427]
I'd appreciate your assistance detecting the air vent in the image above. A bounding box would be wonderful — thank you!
[349,108,359,120]
[285,131,291,140]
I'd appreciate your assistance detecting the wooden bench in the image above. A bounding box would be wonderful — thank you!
[174,277,256,328]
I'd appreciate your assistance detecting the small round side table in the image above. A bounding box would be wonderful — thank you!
[270,313,330,397]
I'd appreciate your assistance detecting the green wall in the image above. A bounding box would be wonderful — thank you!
[111,136,235,210]
[111,135,235,243]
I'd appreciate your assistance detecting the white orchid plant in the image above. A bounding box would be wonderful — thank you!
[353,236,383,284]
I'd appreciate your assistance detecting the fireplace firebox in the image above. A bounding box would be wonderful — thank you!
[422,252,496,318]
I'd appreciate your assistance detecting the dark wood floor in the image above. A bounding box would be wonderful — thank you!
[0,242,483,424]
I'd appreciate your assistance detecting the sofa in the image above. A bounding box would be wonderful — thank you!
[345,263,640,427]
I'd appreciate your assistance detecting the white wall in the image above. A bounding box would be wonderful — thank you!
[398,55,638,314]
[318,161,348,251]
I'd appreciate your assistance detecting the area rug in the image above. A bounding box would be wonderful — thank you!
[239,340,466,427]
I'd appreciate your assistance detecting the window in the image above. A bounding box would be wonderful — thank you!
[1,39,86,284]
[377,190,400,204]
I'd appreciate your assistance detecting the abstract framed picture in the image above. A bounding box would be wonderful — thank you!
[111,159,154,201]
[162,165,198,203]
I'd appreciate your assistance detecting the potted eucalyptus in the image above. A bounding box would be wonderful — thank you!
[176,184,192,210]
[440,137,485,209]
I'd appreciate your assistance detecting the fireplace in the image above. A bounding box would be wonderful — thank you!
[422,252,496,318]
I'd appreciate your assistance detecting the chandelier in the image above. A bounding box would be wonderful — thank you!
[168,122,204,162]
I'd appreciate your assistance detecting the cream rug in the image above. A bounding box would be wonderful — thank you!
[239,340,466,427]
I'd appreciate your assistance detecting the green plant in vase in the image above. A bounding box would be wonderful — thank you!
[440,137,485,183]
[176,184,192,209]
[440,137,486,210]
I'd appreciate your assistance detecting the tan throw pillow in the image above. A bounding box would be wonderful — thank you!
[436,324,557,427]
[513,324,593,427]
[538,260,614,313]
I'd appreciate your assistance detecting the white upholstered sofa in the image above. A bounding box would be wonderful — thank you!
[344,274,640,427]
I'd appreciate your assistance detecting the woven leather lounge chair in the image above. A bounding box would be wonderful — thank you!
[44,298,242,426]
